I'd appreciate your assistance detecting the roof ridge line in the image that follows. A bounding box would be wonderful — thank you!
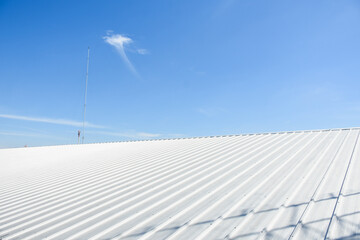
[2,127,359,150]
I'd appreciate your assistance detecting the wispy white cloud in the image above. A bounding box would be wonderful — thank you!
[104,33,136,74]
[88,130,185,139]
[0,131,67,140]
[87,130,160,139]
[0,114,104,128]
[103,32,148,76]
[197,108,211,116]
[137,48,149,55]
[136,132,161,138]
[0,131,44,137]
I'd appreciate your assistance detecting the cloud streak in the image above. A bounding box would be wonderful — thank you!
[137,48,149,55]
[0,131,67,140]
[0,131,45,137]
[0,114,104,128]
[87,130,160,139]
[103,32,147,76]
[88,130,185,140]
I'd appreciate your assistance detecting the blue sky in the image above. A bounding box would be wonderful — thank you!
[0,0,359,148]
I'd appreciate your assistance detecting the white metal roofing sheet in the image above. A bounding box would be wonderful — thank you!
[0,128,359,239]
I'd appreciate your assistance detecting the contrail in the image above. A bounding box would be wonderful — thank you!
[0,114,104,128]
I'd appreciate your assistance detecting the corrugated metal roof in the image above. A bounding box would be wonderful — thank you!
[0,128,359,240]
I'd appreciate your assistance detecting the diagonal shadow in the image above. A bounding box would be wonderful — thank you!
[96,192,360,239]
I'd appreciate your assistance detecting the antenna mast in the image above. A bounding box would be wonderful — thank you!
[82,47,90,144]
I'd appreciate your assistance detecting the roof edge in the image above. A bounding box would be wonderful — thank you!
[2,127,359,150]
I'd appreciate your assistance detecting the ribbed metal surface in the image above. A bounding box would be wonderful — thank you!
[0,128,359,240]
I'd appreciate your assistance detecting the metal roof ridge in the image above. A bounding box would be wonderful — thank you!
[2,127,359,150]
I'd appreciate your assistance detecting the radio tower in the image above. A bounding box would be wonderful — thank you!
[82,47,90,144]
